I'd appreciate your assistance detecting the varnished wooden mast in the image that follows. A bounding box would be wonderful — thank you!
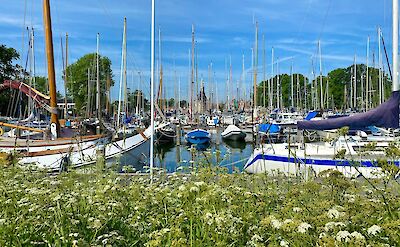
[43,0,59,135]
[64,32,68,119]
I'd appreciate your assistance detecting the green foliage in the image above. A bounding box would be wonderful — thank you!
[256,64,391,110]
[127,89,148,112]
[34,76,48,94]
[66,53,114,115]
[0,45,20,115]
[0,167,399,246]
[0,45,20,81]
[168,98,175,107]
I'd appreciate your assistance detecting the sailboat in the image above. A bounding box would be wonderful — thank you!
[245,0,400,178]
[0,1,152,170]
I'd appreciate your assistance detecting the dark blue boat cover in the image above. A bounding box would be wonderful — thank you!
[297,91,400,130]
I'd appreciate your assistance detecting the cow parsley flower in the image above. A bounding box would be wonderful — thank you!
[271,219,282,229]
[367,225,381,236]
[280,239,289,247]
[336,230,351,242]
[327,208,344,219]
[283,219,293,224]
[324,221,346,231]
[194,181,205,187]
[189,186,199,193]
[297,222,312,233]
[350,231,365,241]
[292,207,302,212]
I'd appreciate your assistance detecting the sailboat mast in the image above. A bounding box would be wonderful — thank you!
[253,21,258,112]
[87,68,91,118]
[158,27,163,113]
[290,62,294,108]
[150,0,155,181]
[117,18,126,128]
[296,73,300,108]
[31,28,36,90]
[366,36,370,110]
[354,55,357,109]
[43,0,59,135]
[277,59,280,109]
[229,55,232,109]
[318,40,323,110]
[271,47,274,110]
[190,25,195,121]
[262,34,266,108]
[28,29,34,117]
[378,27,383,104]
[303,74,307,110]
[242,54,245,109]
[64,32,68,119]
[394,0,399,91]
[96,33,101,125]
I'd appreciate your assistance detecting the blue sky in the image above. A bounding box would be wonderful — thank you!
[0,0,394,101]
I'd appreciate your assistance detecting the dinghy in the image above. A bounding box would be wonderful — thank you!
[185,129,211,145]
[221,125,246,141]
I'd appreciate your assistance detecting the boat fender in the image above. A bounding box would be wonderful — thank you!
[50,123,57,140]
[0,127,3,136]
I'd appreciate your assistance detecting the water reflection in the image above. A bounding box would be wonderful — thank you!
[223,139,246,151]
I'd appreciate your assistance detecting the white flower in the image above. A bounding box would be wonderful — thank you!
[324,221,346,231]
[327,208,344,219]
[350,231,365,241]
[292,207,302,212]
[93,219,102,229]
[189,186,199,193]
[194,181,205,187]
[280,239,289,247]
[251,234,263,242]
[297,222,312,233]
[69,232,79,238]
[271,219,282,229]
[178,185,186,191]
[367,225,381,236]
[283,219,293,224]
[344,193,356,203]
[336,230,351,242]
[319,232,327,239]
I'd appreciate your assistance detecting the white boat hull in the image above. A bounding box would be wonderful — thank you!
[245,142,397,179]
[19,127,152,170]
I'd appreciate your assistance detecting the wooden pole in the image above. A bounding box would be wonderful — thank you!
[43,0,59,135]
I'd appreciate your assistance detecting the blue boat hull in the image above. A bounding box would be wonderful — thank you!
[185,129,211,145]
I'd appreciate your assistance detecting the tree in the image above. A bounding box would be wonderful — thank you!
[168,98,175,108]
[0,45,20,115]
[34,76,48,94]
[257,74,311,109]
[127,89,147,114]
[66,53,114,115]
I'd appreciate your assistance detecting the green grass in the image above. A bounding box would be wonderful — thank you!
[0,165,399,246]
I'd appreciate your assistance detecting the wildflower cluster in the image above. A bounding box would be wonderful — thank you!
[0,166,398,246]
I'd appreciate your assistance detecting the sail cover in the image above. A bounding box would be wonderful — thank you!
[298,91,400,130]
